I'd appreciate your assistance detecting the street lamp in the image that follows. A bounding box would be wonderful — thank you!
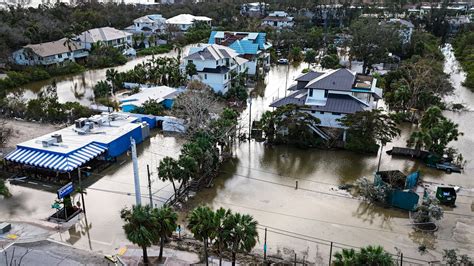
[77,166,91,214]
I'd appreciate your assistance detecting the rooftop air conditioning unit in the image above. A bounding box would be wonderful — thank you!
[51,134,62,143]
[75,118,87,129]
[42,137,57,147]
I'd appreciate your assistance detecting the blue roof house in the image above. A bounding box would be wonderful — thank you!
[208,31,272,75]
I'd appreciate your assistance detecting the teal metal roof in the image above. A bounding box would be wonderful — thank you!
[208,31,267,55]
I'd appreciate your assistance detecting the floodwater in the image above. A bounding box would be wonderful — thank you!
[185,46,474,263]
[1,45,473,263]
[15,46,193,105]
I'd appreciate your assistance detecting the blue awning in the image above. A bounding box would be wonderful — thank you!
[5,143,107,172]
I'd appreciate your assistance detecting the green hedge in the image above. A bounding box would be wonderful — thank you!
[137,44,173,56]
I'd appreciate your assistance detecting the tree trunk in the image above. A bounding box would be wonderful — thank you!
[159,237,164,261]
[171,179,177,197]
[204,238,209,266]
[232,251,236,266]
[218,239,223,266]
[142,246,149,265]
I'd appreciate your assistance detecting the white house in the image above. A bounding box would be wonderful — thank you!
[127,14,167,35]
[166,14,212,32]
[183,44,249,94]
[12,38,88,66]
[76,27,133,50]
[240,2,268,17]
[270,69,382,132]
[208,31,272,76]
[262,11,294,29]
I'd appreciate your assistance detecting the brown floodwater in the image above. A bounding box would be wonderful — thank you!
[15,46,192,105]
[1,45,473,263]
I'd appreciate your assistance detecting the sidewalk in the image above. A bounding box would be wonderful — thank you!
[120,245,200,265]
[1,239,110,265]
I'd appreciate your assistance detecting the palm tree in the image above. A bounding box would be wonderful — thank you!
[158,156,180,196]
[213,208,232,266]
[120,205,159,265]
[176,155,198,190]
[333,245,394,266]
[106,68,119,94]
[333,248,357,266]
[223,213,259,266]
[152,206,178,261]
[187,206,216,266]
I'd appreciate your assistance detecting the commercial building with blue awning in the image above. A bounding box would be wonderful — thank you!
[4,113,150,175]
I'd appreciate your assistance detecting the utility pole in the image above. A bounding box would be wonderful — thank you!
[264,228,267,261]
[377,144,384,172]
[147,164,153,207]
[248,97,252,140]
[329,242,333,265]
[131,137,142,205]
[77,167,88,214]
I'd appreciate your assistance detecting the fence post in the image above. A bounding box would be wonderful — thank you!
[329,242,333,265]
[294,252,297,265]
[400,253,403,266]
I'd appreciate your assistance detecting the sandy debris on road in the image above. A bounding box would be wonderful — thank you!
[3,119,64,150]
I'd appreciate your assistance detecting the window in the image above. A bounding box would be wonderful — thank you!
[309,88,313,97]
[320,111,325,114]
[58,54,62,59]
[332,112,341,116]
[67,52,71,56]
[311,110,316,114]
[324,90,328,98]
[188,60,193,64]
[204,74,207,80]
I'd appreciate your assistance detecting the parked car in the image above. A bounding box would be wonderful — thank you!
[277,58,289,64]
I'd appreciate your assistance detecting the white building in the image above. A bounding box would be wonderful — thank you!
[270,69,382,131]
[76,27,133,50]
[119,86,179,112]
[127,14,167,35]
[166,14,212,32]
[183,44,249,94]
[240,2,268,17]
[12,38,88,66]
[262,11,294,29]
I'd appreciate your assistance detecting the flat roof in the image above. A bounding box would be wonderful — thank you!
[17,113,140,155]
[120,86,177,107]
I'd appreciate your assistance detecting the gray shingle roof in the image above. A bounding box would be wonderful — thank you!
[184,44,239,61]
[305,69,356,91]
[270,92,366,114]
[295,71,324,82]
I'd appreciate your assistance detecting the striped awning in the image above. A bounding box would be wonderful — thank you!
[5,143,107,172]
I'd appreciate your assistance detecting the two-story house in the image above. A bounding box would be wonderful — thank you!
[128,14,167,35]
[166,14,212,32]
[240,2,268,17]
[76,27,133,50]
[208,31,271,76]
[12,38,89,66]
[270,69,382,138]
[262,11,294,29]
[182,44,249,94]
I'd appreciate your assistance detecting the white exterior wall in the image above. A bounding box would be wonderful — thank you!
[195,72,229,93]
[246,60,257,75]
[13,48,88,66]
[304,110,346,128]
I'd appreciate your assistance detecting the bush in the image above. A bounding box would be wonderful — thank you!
[87,46,127,68]
[137,44,172,56]
[47,62,85,76]
[225,85,248,102]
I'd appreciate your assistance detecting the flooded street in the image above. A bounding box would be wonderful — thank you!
[16,46,192,105]
[186,46,474,262]
[1,45,473,263]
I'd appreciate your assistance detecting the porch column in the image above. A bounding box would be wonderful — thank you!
[343,130,347,142]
